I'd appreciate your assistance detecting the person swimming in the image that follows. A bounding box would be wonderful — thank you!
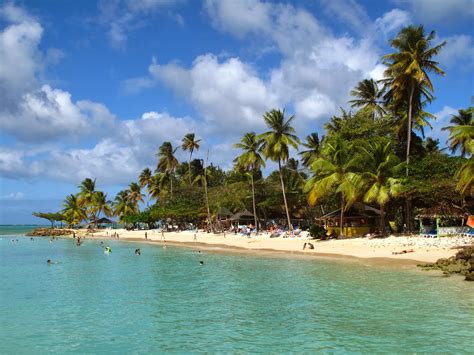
[199,261,204,265]
[135,248,141,256]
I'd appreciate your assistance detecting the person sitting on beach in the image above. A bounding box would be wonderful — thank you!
[392,249,414,255]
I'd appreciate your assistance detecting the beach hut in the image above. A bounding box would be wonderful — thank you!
[416,205,470,236]
[216,207,232,222]
[316,203,382,237]
[230,209,256,227]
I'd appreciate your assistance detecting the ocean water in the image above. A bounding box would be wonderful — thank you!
[0,227,473,353]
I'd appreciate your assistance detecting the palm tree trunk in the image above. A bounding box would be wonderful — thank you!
[278,160,292,231]
[251,173,258,233]
[170,175,173,199]
[188,152,192,186]
[405,83,415,232]
[203,167,212,233]
[380,203,385,235]
[340,194,344,237]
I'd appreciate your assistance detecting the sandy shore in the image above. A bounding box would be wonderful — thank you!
[78,229,473,264]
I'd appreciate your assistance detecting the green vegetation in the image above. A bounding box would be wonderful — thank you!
[32,26,473,232]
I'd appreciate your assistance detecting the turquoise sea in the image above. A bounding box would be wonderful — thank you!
[1,226,473,353]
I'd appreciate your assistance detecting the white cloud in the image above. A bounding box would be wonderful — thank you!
[98,0,184,48]
[396,0,474,23]
[0,6,117,143]
[375,9,411,36]
[149,54,279,133]
[437,35,474,68]
[321,0,373,35]
[204,0,272,39]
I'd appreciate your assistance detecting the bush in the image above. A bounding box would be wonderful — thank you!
[308,224,326,239]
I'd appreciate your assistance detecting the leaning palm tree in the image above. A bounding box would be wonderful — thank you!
[349,79,386,120]
[156,142,179,198]
[138,168,154,206]
[128,182,144,212]
[383,25,446,177]
[259,109,300,230]
[299,132,322,168]
[442,107,473,157]
[304,137,359,237]
[234,132,265,232]
[455,156,474,197]
[182,133,201,185]
[356,141,404,234]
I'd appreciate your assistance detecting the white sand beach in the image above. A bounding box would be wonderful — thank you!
[78,229,473,264]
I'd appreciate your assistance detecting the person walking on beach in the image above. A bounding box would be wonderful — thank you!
[145,232,148,240]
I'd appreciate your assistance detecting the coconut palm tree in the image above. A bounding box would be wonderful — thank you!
[113,190,135,221]
[156,142,179,198]
[234,132,265,232]
[138,168,154,206]
[442,107,473,157]
[128,182,144,212]
[193,156,213,232]
[304,137,358,237]
[91,191,113,222]
[259,109,300,230]
[182,133,201,185]
[383,25,446,177]
[355,141,404,234]
[299,132,322,168]
[349,79,386,119]
[62,194,86,226]
[148,174,163,201]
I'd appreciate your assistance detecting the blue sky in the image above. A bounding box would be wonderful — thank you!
[1,0,473,224]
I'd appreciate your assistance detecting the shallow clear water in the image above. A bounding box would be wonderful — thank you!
[1,231,473,353]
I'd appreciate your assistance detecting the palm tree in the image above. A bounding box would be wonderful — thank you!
[259,109,300,230]
[128,182,144,212]
[234,132,265,232]
[156,142,179,198]
[299,132,322,168]
[193,155,212,232]
[356,141,404,234]
[304,137,358,237]
[455,157,474,197]
[62,194,86,226]
[113,190,135,221]
[91,191,113,223]
[182,133,201,185]
[442,107,473,157]
[138,168,154,206]
[349,79,386,119]
[148,174,163,201]
[383,25,446,177]
[77,178,97,222]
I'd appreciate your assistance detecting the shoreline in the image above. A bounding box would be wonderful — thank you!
[67,228,472,267]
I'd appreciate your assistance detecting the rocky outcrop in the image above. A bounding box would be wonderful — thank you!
[419,245,474,281]
[26,228,74,237]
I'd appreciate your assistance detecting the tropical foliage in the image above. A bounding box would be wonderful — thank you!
[33,25,472,235]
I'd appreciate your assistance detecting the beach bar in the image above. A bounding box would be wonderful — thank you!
[316,203,382,237]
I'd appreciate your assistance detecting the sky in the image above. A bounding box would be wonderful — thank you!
[0,0,473,224]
